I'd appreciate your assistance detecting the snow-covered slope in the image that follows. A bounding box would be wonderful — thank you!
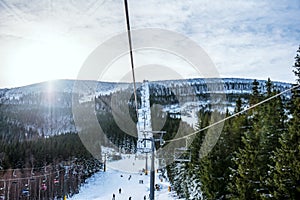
[0,78,292,136]
[0,79,130,104]
[70,154,181,200]
[0,78,291,103]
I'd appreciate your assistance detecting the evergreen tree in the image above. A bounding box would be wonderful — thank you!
[186,163,203,200]
[256,79,285,198]
[227,99,249,198]
[168,162,190,199]
[229,80,260,199]
[229,79,286,199]
[198,110,236,199]
[234,97,243,113]
[292,45,300,83]
[271,46,300,199]
[250,79,261,106]
[184,113,208,200]
[231,121,261,199]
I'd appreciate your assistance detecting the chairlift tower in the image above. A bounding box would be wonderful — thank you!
[123,1,170,199]
[135,80,166,200]
[137,80,153,153]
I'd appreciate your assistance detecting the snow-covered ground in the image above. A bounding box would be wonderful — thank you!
[70,154,181,200]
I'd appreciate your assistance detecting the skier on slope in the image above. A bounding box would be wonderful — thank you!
[119,188,122,194]
[112,193,115,200]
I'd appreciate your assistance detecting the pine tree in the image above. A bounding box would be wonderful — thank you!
[231,122,261,199]
[292,45,300,83]
[198,153,215,199]
[184,111,210,199]
[235,97,243,113]
[168,162,189,199]
[228,98,249,198]
[186,164,203,200]
[229,79,286,199]
[250,79,261,105]
[229,80,266,199]
[198,106,248,199]
[257,79,285,198]
[200,111,236,199]
[270,46,300,199]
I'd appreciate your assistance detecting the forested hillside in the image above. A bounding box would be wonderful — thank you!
[167,46,300,200]
[0,78,291,139]
[0,47,298,199]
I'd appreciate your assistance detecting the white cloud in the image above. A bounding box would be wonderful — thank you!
[0,0,299,88]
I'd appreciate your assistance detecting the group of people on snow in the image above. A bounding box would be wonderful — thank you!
[112,174,151,200]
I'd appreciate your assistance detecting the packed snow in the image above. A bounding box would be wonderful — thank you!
[70,154,182,200]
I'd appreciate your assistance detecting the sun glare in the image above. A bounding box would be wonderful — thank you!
[6,30,88,88]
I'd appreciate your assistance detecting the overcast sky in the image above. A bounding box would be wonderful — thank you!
[0,0,299,88]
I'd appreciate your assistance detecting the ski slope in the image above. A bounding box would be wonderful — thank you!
[70,154,181,200]
[70,81,181,200]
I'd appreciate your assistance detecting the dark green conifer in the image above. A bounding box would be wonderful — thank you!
[271,45,300,199]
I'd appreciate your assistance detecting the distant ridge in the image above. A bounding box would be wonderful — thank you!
[0,77,292,137]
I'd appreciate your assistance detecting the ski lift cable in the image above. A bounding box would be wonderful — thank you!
[165,84,300,143]
[124,0,139,127]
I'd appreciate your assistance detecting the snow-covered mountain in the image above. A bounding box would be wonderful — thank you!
[0,78,292,137]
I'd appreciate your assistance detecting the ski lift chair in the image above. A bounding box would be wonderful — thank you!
[21,184,30,197]
[137,139,152,153]
[53,177,59,185]
[174,147,191,162]
[41,183,47,191]
[41,175,47,191]
[54,171,60,185]
[174,137,192,162]
[0,181,5,200]
[157,158,166,169]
